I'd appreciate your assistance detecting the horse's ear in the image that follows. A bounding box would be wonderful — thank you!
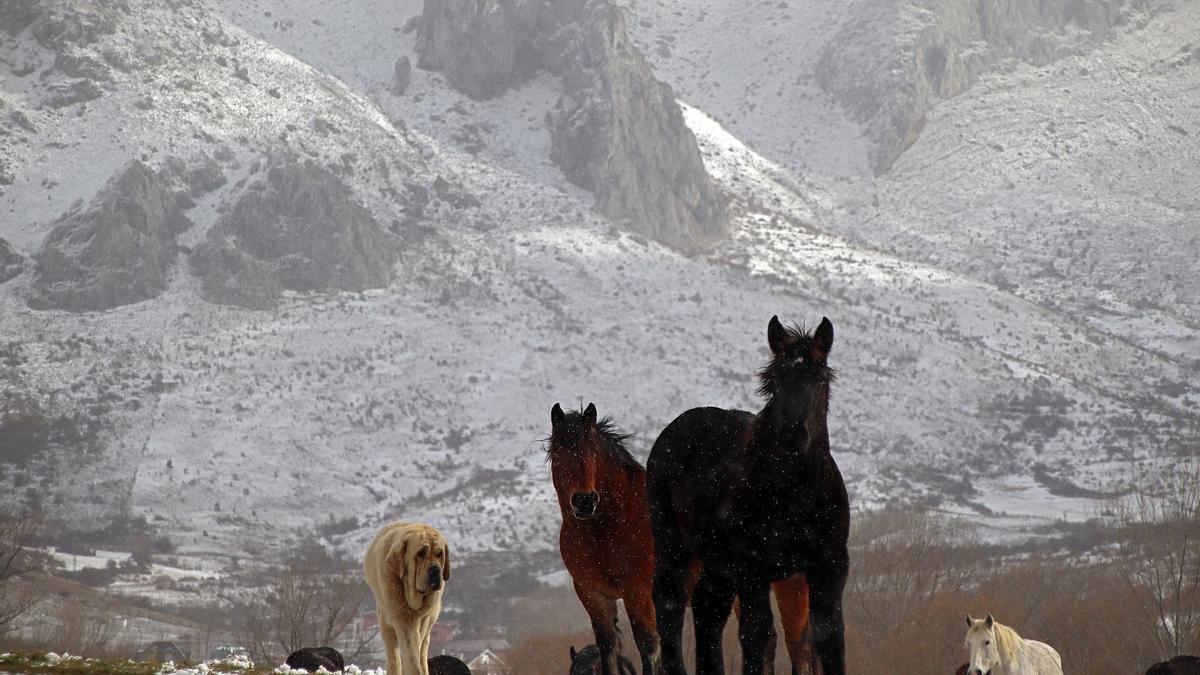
[768,315,788,355]
[813,316,834,357]
[583,402,597,427]
[985,613,994,629]
[551,403,564,427]
[569,646,577,662]
[966,613,974,627]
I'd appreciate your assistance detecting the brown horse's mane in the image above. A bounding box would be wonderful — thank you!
[545,408,642,475]
[756,321,837,406]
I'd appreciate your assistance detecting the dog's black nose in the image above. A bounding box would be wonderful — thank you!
[571,492,599,518]
[428,565,442,589]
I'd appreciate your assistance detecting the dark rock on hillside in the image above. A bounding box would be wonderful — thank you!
[0,0,40,35]
[191,158,397,309]
[415,0,727,252]
[393,55,412,95]
[45,79,103,108]
[30,0,125,50]
[164,154,227,198]
[0,239,24,283]
[30,160,191,311]
[815,0,1148,174]
[415,0,542,100]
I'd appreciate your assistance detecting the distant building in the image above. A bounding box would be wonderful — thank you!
[135,640,188,663]
[466,648,509,675]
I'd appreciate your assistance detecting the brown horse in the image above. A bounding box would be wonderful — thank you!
[548,403,815,675]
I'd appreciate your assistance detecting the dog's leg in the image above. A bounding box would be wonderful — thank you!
[692,567,735,675]
[575,581,622,675]
[625,587,660,675]
[397,625,425,675]
[380,622,402,675]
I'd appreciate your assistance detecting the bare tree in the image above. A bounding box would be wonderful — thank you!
[1106,463,1200,658]
[0,509,48,636]
[238,549,376,665]
[846,507,979,633]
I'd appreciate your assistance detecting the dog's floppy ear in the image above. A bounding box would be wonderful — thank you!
[386,536,409,579]
[441,540,450,581]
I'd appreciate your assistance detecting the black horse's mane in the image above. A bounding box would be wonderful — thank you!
[545,408,642,474]
[756,321,837,404]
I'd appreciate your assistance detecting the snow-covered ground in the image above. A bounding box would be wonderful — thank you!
[1,0,1196,587]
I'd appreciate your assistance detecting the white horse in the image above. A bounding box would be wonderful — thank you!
[964,613,1063,675]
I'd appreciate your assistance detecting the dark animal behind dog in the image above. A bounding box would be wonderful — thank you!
[569,644,636,675]
[1146,655,1200,675]
[285,646,344,672]
[429,654,472,675]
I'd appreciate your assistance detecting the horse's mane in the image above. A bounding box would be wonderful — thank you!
[546,408,642,475]
[992,621,1022,665]
[756,321,837,405]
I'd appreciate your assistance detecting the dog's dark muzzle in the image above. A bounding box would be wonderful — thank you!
[427,565,443,591]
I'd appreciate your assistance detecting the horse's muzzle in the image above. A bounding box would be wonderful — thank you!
[571,491,599,519]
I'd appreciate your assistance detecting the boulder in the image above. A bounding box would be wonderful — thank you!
[393,55,412,95]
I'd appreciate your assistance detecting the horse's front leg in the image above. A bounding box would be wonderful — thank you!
[625,586,660,675]
[692,567,736,675]
[807,564,848,675]
[575,580,623,675]
[737,579,774,675]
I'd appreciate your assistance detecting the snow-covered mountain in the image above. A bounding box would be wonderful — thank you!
[1,0,1196,573]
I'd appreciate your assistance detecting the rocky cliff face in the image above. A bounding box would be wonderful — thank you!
[815,0,1147,174]
[190,158,397,310]
[415,0,728,252]
[29,160,190,312]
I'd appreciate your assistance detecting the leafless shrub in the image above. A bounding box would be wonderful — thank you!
[0,509,49,636]
[236,548,376,665]
[1104,463,1200,658]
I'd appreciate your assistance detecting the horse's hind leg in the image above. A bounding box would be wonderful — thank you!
[625,588,660,675]
[575,581,623,675]
[692,567,735,675]
[773,575,815,675]
[649,484,689,675]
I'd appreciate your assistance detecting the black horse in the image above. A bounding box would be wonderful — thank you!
[647,315,849,675]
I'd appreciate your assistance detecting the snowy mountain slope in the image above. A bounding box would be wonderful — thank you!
[616,0,1199,365]
[0,0,1196,574]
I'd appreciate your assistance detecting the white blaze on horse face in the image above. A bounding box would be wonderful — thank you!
[966,621,998,675]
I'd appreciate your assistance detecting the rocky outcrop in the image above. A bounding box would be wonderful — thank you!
[415,0,728,252]
[546,1,727,251]
[190,158,397,309]
[415,0,542,100]
[30,160,191,311]
[0,239,24,283]
[815,0,1148,174]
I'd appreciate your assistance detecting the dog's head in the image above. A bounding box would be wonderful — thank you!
[386,525,450,611]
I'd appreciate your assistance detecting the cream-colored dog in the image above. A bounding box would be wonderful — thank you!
[364,521,450,675]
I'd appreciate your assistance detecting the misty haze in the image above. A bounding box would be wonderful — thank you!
[0,0,1197,674]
